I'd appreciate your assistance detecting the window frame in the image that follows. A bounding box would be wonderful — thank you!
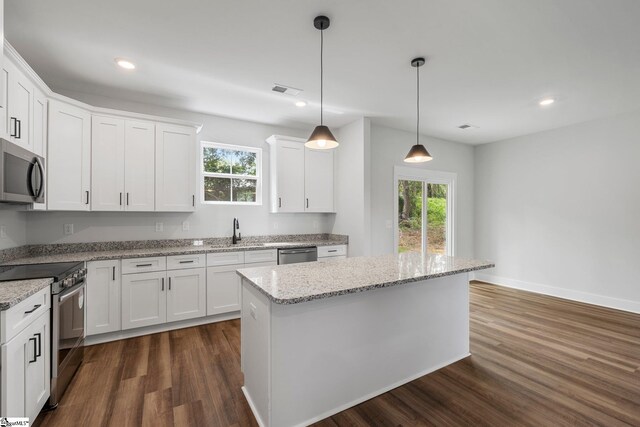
[201,141,263,205]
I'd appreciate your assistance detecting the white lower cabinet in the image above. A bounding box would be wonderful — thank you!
[122,271,167,330]
[207,264,242,315]
[1,310,50,421]
[167,268,206,322]
[86,260,121,335]
[121,266,205,331]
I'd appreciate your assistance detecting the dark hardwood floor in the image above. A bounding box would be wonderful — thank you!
[37,282,640,426]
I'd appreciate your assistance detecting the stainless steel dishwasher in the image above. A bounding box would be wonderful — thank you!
[278,247,318,264]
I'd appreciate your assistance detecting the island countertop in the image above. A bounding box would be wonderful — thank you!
[236,253,494,305]
[0,278,52,310]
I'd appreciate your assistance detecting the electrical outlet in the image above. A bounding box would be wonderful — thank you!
[193,240,203,246]
[182,221,190,231]
[63,224,74,235]
[0,226,6,239]
[155,222,164,232]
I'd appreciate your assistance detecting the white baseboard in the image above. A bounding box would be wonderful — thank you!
[85,312,240,345]
[242,386,267,427]
[474,273,640,314]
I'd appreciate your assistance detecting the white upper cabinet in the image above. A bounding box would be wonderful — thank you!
[267,135,305,213]
[267,135,335,213]
[47,100,91,211]
[6,59,33,149]
[0,65,8,139]
[91,117,156,212]
[124,120,155,211]
[155,123,196,212]
[30,87,48,211]
[304,148,334,212]
[91,116,125,211]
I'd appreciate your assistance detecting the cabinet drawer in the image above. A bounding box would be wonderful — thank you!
[244,249,277,264]
[121,256,167,274]
[1,286,51,344]
[317,245,347,258]
[167,254,206,270]
[318,255,347,263]
[207,251,245,267]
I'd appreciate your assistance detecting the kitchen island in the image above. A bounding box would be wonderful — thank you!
[236,253,494,427]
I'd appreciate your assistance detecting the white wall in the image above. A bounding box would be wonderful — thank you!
[370,124,475,257]
[474,109,640,313]
[0,208,27,249]
[333,118,371,257]
[25,90,335,244]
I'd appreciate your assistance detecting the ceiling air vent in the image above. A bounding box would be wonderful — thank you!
[272,84,302,96]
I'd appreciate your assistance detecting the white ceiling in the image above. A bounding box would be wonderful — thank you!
[6,0,640,144]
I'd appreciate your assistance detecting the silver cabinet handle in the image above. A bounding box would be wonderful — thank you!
[85,190,90,204]
[192,195,195,207]
[328,249,338,253]
[161,277,164,291]
[120,192,123,206]
[136,263,152,267]
[168,277,172,290]
[306,198,309,209]
[179,260,194,264]
[278,197,282,208]
[112,266,116,281]
[127,193,129,206]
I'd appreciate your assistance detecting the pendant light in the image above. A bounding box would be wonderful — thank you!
[404,57,433,163]
[306,16,339,150]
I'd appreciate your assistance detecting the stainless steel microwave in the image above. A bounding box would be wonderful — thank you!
[0,138,45,204]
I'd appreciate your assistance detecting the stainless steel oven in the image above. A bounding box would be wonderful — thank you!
[0,138,45,204]
[50,272,86,408]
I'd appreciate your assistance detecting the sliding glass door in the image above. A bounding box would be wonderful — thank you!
[395,168,455,256]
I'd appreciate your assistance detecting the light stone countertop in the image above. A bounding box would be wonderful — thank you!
[0,240,347,266]
[0,278,52,310]
[236,253,495,305]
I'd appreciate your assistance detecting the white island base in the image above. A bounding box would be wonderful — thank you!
[240,273,471,427]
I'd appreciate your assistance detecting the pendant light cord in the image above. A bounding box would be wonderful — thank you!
[320,26,324,125]
[416,62,420,145]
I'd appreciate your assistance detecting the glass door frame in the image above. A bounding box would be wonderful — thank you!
[393,166,456,256]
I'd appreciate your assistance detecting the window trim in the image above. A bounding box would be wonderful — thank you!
[201,141,262,205]
[393,166,456,256]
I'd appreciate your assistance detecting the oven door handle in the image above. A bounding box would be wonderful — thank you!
[58,281,85,303]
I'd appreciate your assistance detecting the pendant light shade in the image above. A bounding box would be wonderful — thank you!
[404,144,432,163]
[404,57,433,163]
[307,125,339,149]
[306,16,339,150]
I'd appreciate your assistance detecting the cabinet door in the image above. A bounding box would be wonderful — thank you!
[47,100,91,211]
[91,116,125,211]
[1,311,50,420]
[155,123,196,212]
[24,312,50,421]
[304,148,334,212]
[273,140,305,212]
[0,65,9,139]
[124,120,155,211]
[121,271,166,330]
[207,264,242,315]
[1,325,27,417]
[7,60,32,149]
[87,260,121,335]
[31,89,48,211]
[167,268,206,322]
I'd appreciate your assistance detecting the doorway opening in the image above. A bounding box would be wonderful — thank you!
[394,167,455,256]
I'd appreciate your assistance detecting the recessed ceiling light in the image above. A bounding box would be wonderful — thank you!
[295,101,307,107]
[115,58,136,70]
[539,98,555,106]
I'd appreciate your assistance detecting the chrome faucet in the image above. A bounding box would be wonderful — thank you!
[232,218,241,244]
